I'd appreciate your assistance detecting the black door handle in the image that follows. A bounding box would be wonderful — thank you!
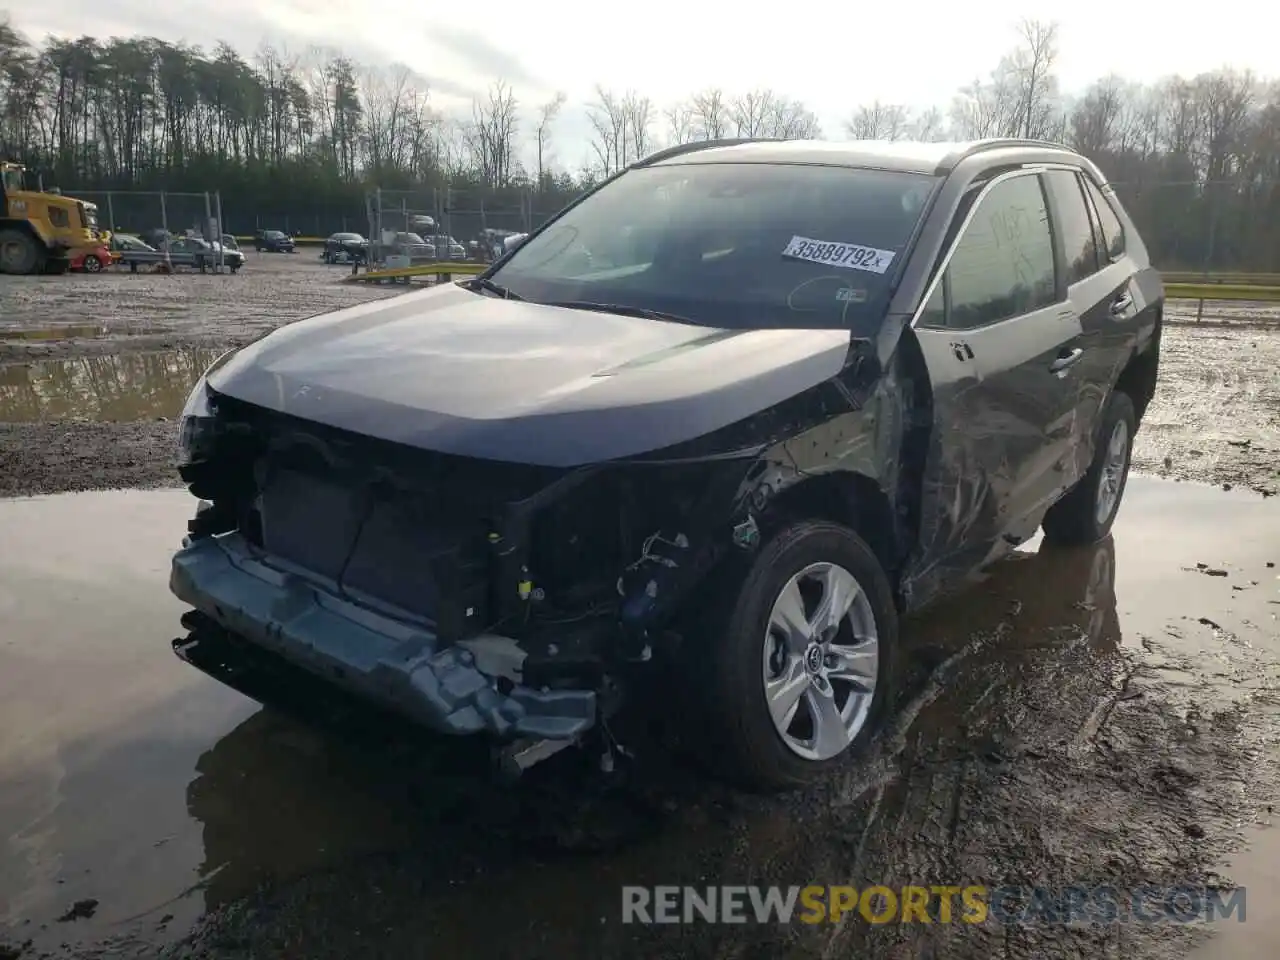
[1049,348,1084,374]
[1110,293,1133,315]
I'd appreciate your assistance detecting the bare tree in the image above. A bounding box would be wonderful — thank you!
[1196,70,1256,181]
[689,88,729,140]
[534,91,566,189]
[362,64,436,178]
[462,79,518,187]
[845,101,910,140]
[949,64,1022,139]
[623,90,655,160]
[764,97,821,139]
[907,106,947,142]
[1070,75,1127,156]
[730,90,777,137]
[587,84,627,175]
[665,102,694,145]
[1010,19,1060,139]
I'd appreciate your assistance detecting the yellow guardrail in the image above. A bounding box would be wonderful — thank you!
[1164,283,1280,302]
[1161,271,1280,286]
[344,261,489,282]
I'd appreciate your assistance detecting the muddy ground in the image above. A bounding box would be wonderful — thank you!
[1,481,1277,960]
[1,260,1280,960]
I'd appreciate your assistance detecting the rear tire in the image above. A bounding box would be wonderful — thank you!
[692,520,899,791]
[1042,390,1137,546]
[0,228,40,275]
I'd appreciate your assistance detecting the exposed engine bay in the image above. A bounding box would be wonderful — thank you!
[168,332,918,776]
[173,392,789,772]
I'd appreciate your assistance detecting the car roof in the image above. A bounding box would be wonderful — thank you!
[643,137,1092,177]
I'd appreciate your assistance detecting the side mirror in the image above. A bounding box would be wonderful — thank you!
[504,234,527,253]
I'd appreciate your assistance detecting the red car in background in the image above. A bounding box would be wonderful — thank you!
[70,243,115,273]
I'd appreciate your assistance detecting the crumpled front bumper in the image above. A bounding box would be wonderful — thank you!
[169,532,598,740]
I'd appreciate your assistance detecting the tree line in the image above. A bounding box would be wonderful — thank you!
[1,15,1277,269]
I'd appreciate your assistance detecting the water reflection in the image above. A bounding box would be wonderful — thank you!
[172,538,1122,957]
[0,347,222,422]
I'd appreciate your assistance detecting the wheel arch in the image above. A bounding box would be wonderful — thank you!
[1113,305,1162,423]
[756,470,902,602]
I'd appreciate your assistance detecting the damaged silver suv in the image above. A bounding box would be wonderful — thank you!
[170,138,1162,790]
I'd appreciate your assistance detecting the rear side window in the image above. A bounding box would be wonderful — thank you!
[1044,170,1100,284]
[944,174,1056,329]
[1083,179,1125,261]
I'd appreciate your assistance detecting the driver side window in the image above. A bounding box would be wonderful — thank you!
[920,173,1057,330]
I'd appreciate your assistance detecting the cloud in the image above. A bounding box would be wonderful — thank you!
[424,24,544,93]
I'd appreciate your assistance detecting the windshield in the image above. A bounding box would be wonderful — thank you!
[401,233,425,244]
[490,162,936,331]
[265,231,284,239]
[1,167,21,192]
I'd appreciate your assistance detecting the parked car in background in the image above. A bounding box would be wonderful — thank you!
[138,228,172,251]
[322,232,368,264]
[170,236,245,272]
[69,242,114,273]
[383,232,432,259]
[170,137,1162,791]
[109,233,156,253]
[500,232,528,255]
[254,229,295,253]
[221,234,241,251]
[424,234,467,260]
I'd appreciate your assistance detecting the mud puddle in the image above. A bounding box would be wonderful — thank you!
[1,479,1278,960]
[0,348,222,423]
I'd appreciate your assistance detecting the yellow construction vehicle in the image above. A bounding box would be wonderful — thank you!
[0,161,105,275]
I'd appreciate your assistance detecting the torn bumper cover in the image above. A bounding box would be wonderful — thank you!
[169,532,597,740]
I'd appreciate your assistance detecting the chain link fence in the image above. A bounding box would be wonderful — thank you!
[76,190,227,244]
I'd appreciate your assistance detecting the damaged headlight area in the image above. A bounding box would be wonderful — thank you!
[169,401,764,774]
[177,349,236,463]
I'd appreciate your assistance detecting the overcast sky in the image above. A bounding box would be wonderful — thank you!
[7,1,1277,171]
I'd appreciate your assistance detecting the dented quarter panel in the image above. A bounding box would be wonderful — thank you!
[897,325,1003,608]
[206,282,853,467]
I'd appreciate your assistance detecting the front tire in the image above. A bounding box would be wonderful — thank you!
[0,228,40,274]
[696,520,899,791]
[82,254,102,273]
[1042,390,1137,546]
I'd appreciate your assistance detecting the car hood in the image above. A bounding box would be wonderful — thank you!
[207,283,855,466]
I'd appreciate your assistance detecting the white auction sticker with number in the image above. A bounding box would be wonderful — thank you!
[781,235,896,274]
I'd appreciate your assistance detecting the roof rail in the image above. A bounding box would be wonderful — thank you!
[631,138,784,167]
[940,137,1073,170]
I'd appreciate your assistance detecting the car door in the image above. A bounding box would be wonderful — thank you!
[1041,168,1135,483]
[912,170,1086,575]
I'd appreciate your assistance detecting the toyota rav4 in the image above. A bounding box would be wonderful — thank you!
[170,138,1162,790]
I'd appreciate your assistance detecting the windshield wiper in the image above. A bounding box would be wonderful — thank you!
[468,277,524,301]
[542,300,696,324]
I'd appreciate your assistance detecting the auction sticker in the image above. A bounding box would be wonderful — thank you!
[781,235,896,274]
